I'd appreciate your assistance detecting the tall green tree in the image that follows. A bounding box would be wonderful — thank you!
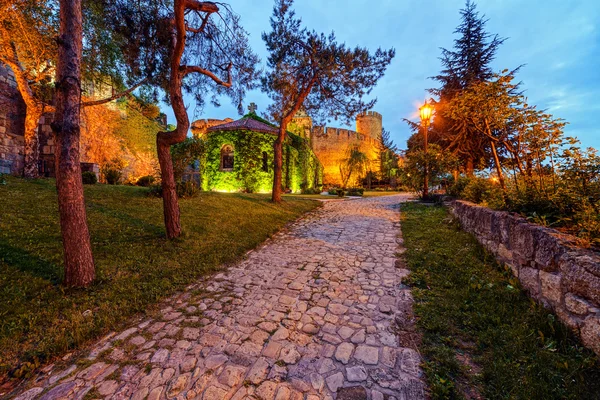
[428,0,506,175]
[262,0,394,202]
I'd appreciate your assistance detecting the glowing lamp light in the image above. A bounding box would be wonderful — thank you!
[490,176,499,184]
[419,102,433,124]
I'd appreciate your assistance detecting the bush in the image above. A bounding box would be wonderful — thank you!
[447,176,471,197]
[301,188,320,195]
[81,171,97,185]
[328,188,340,195]
[136,175,155,187]
[103,168,122,185]
[0,173,7,185]
[337,189,345,198]
[346,188,364,196]
[146,181,200,199]
[147,184,162,198]
[462,177,505,209]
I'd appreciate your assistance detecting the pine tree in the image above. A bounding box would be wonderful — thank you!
[262,0,394,202]
[429,0,506,175]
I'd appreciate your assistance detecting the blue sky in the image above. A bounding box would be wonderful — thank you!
[165,0,600,150]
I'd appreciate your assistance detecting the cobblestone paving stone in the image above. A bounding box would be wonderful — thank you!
[14,195,425,400]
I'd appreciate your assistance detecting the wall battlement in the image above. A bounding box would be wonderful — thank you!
[312,126,377,145]
[356,110,382,121]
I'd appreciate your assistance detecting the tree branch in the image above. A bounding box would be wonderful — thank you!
[181,62,232,87]
[186,13,209,33]
[184,0,219,13]
[82,78,148,107]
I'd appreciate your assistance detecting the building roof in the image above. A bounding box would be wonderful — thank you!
[206,115,279,135]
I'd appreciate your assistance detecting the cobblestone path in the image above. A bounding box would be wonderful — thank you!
[15,195,425,400]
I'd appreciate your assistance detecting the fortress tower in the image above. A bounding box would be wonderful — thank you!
[356,111,383,143]
[290,109,313,141]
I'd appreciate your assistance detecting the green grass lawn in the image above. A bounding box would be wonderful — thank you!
[0,177,319,383]
[362,190,405,198]
[401,203,600,400]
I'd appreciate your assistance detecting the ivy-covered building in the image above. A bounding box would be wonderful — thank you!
[193,114,323,193]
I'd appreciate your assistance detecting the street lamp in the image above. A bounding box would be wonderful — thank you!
[419,101,433,198]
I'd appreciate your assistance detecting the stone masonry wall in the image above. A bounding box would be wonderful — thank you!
[311,126,379,186]
[450,200,600,356]
[0,64,26,174]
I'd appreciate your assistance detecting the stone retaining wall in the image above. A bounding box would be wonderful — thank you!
[449,200,600,356]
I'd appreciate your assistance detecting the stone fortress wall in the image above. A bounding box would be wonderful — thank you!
[306,111,382,186]
[0,64,71,176]
[0,64,25,174]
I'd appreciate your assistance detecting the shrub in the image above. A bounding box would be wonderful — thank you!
[301,188,320,195]
[337,189,345,198]
[103,168,122,185]
[462,177,505,209]
[346,187,364,196]
[81,171,97,185]
[0,173,7,185]
[136,175,155,187]
[447,176,471,198]
[146,184,162,198]
[328,188,340,195]
[146,182,200,199]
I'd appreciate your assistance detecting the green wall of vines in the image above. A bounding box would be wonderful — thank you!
[202,128,323,193]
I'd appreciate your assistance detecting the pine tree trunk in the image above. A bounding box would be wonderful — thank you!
[52,0,95,287]
[23,106,42,178]
[157,138,181,238]
[271,122,287,203]
[466,156,474,177]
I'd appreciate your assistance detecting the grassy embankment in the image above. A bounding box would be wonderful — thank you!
[0,177,319,383]
[401,203,600,400]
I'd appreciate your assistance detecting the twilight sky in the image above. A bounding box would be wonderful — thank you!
[165,0,600,150]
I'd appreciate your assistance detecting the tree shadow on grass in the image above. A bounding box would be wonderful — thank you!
[87,202,165,238]
[0,241,62,284]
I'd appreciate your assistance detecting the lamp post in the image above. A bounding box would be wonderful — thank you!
[419,101,433,198]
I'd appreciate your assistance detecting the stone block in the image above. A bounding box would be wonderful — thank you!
[555,305,583,331]
[510,221,536,260]
[540,271,562,306]
[581,315,600,356]
[533,228,564,271]
[519,267,540,298]
[562,259,600,306]
[497,244,513,264]
[565,293,594,315]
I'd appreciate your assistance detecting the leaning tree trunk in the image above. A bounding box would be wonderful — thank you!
[52,0,95,287]
[157,134,185,238]
[489,140,506,190]
[271,121,288,203]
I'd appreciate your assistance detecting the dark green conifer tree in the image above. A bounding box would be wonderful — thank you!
[428,0,506,175]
